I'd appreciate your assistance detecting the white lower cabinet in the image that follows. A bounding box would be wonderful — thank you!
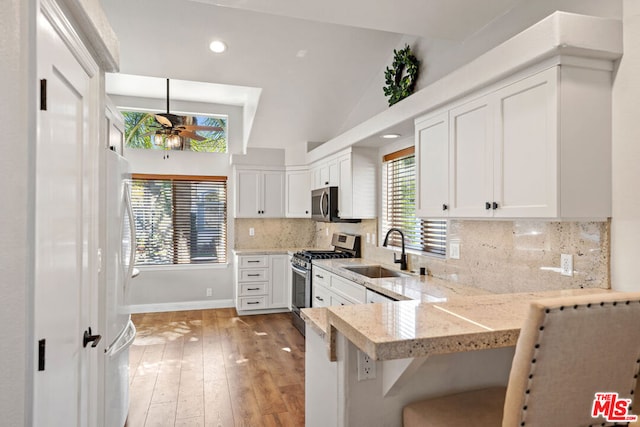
[236,253,290,313]
[311,267,365,307]
[366,289,395,304]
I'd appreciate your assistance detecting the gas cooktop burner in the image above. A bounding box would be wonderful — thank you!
[294,250,355,261]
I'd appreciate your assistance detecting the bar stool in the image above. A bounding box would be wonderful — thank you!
[403,292,640,427]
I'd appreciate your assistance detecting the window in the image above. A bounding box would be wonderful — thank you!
[123,111,227,153]
[131,174,227,265]
[382,147,447,256]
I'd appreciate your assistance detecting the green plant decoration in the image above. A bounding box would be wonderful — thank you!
[383,45,420,107]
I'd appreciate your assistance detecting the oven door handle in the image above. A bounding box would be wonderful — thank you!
[291,264,308,276]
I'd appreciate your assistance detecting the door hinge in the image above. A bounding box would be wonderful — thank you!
[38,339,46,371]
[40,79,47,111]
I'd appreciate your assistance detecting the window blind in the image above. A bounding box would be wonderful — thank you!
[131,174,227,265]
[382,149,447,256]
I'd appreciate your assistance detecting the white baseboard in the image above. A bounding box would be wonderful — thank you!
[128,299,235,314]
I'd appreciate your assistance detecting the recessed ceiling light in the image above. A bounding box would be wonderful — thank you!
[209,40,227,54]
[381,133,401,139]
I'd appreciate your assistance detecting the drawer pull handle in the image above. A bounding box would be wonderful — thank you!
[247,301,260,305]
[315,275,324,279]
[247,287,260,291]
[247,260,260,263]
[315,296,324,302]
[247,274,260,277]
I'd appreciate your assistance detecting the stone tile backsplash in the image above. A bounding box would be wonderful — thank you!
[234,218,316,249]
[314,219,610,293]
[235,217,610,293]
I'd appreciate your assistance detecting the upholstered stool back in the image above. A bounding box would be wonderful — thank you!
[502,292,640,426]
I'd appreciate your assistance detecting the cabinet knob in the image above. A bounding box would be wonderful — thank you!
[492,202,499,210]
[442,204,448,211]
[485,202,491,210]
[305,210,309,214]
[325,181,329,185]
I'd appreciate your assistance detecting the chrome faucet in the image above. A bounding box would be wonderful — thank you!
[382,228,408,270]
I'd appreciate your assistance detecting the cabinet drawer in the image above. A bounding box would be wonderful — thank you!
[239,255,268,268]
[239,269,268,281]
[330,292,353,306]
[312,283,331,308]
[312,268,331,289]
[331,275,365,304]
[239,282,268,296]
[239,296,266,310]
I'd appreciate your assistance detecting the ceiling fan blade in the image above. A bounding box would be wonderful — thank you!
[178,125,224,132]
[154,114,174,128]
[178,130,206,141]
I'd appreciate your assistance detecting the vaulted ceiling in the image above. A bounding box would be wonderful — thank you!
[101,0,619,156]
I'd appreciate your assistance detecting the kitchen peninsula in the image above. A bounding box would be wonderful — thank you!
[301,259,611,427]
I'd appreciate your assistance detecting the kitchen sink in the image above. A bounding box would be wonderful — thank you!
[343,265,408,279]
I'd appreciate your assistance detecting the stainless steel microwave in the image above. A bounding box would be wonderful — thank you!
[311,187,360,223]
[311,187,338,222]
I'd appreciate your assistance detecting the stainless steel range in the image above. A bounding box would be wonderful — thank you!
[290,233,361,335]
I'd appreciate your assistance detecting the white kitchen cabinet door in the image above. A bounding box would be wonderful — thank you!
[269,254,289,308]
[235,169,261,217]
[262,170,285,218]
[449,96,493,217]
[415,112,449,218]
[337,149,376,219]
[493,67,558,218]
[286,168,311,218]
[234,168,284,218]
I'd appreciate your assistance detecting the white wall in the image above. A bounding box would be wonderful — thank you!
[0,1,35,424]
[110,95,244,309]
[337,0,622,134]
[611,1,640,292]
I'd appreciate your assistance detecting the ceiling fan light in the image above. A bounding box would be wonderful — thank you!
[153,132,164,146]
[167,134,182,149]
[209,40,227,54]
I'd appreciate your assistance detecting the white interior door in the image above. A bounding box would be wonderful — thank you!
[34,8,96,426]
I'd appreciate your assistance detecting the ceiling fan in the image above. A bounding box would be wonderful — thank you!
[146,78,223,149]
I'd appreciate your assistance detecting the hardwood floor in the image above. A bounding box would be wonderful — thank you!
[127,309,306,427]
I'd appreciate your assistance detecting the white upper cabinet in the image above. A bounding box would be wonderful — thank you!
[415,112,449,218]
[285,167,311,218]
[337,148,376,220]
[234,167,285,218]
[493,67,558,218]
[449,97,494,218]
[416,63,612,220]
[311,158,339,190]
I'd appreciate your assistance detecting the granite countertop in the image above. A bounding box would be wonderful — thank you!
[323,288,610,361]
[303,258,612,362]
[233,247,326,256]
[312,258,490,302]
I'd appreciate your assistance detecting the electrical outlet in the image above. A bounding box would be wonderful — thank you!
[206,288,212,297]
[326,228,329,236]
[449,241,460,259]
[561,254,573,276]
[357,350,376,381]
[249,227,255,236]
[366,233,370,244]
